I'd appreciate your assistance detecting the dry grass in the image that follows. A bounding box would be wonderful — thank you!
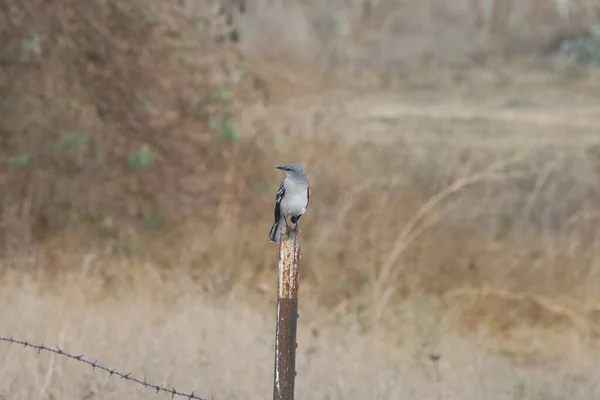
[2,272,600,400]
[236,0,600,69]
[5,87,600,396]
[4,1,600,399]
[0,0,271,251]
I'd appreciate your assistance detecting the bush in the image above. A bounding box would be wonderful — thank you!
[0,0,268,252]
[558,24,600,66]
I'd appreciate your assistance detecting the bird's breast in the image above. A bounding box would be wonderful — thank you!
[280,182,308,216]
[281,194,307,215]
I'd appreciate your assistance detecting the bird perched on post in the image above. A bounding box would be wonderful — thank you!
[269,163,311,243]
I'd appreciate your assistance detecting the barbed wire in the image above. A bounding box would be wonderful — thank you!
[0,336,211,400]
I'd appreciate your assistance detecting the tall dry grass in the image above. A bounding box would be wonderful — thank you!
[0,0,599,327]
[2,272,600,400]
[3,2,600,398]
[235,0,600,69]
[14,103,600,334]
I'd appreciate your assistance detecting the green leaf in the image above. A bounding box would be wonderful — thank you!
[53,132,89,153]
[229,28,241,42]
[141,11,154,23]
[212,90,232,102]
[140,209,164,229]
[219,118,242,143]
[8,153,33,168]
[22,33,41,55]
[141,99,154,112]
[128,144,155,170]
[237,66,249,78]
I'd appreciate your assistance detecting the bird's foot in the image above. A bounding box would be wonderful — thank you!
[283,216,301,235]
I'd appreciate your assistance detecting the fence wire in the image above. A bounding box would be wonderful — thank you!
[0,336,211,400]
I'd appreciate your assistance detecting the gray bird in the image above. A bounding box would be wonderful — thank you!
[269,163,311,243]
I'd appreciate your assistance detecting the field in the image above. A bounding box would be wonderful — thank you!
[3,1,600,399]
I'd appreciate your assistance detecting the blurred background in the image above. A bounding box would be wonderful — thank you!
[2,0,600,399]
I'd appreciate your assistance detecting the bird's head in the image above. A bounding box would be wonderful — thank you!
[276,163,307,181]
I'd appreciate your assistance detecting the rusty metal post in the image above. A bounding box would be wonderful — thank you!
[273,225,301,400]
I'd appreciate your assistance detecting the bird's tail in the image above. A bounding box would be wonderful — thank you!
[269,219,283,243]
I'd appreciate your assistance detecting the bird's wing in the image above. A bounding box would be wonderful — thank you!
[274,182,285,222]
[306,184,311,210]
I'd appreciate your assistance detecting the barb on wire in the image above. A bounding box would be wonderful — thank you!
[0,336,211,400]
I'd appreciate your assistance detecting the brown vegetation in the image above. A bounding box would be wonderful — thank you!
[0,0,270,253]
[237,0,600,68]
[3,0,600,399]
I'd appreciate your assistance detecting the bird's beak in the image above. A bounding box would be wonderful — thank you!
[276,165,284,170]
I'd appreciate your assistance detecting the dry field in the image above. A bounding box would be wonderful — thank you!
[3,71,600,399]
[4,0,600,399]
[1,261,600,400]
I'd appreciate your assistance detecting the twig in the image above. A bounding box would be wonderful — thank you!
[373,153,529,319]
[0,336,211,400]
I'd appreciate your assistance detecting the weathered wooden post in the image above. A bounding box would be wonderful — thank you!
[273,225,301,400]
